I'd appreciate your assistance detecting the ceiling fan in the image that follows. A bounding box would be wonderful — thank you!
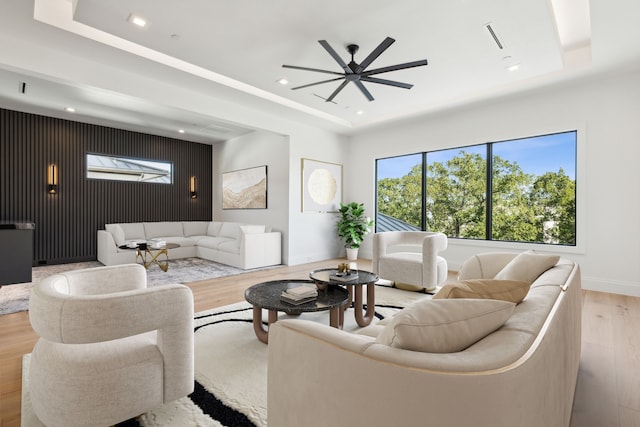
[282,37,428,102]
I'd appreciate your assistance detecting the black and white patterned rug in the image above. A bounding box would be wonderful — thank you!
[0,258,275,315]
[21,285,430,426]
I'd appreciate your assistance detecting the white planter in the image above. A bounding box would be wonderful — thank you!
[346,247,358,261]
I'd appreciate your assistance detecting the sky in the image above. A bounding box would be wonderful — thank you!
[377,131,576,180]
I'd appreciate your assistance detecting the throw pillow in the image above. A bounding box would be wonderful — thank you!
[494,251,560,284]
[376,299,515,353]
[433,279,531,304]
[207,222,223,237]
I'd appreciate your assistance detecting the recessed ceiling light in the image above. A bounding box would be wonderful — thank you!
[356,110,364,115]
[506,64,521,72]
[178,129,185,134]
[65,107,75,113]
[277,78,289,85]
[127,13,149,28]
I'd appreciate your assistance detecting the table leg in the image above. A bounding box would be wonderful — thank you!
[136,248,169,271]
[150,248,169,272]
[352,282,376,327]
[329,307,345,329]
[252,306,278,344]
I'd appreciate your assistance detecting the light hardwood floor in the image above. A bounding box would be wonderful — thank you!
[1,258,639,427]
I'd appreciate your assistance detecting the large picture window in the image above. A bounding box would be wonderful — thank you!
[376,131,577,246]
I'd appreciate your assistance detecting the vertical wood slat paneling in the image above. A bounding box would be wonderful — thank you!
[0,108,212,265]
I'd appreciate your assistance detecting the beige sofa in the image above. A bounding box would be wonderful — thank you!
[268,252,582,427]
[98,221,281,269]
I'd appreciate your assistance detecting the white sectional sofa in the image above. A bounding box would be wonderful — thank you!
[268,252,582,427]
[97,221,281,269]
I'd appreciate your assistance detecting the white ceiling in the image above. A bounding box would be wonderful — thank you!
[0,0,638,143]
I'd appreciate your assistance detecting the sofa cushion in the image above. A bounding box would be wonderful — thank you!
[219,222,242,239]
[433,279,531,304]
[152,237,197,247]
[105,224,126,246]
[196,236,234,250]
[494,251,560,284]
[240,224,266,235]
[218,240,240,254]
[376,299,515,353]
[117,223,146,242]
[207,222,224,237]
[183,221,209,237]
[144,222,183,239]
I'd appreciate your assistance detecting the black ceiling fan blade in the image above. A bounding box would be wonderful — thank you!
[362,59,429,76]
[361,76,413,89]
[282,64,344,76]
[326,80,350,102]
[318,40,353,74]
[291,77,345,90]
[355,37,395,74]
[354,80,375,101]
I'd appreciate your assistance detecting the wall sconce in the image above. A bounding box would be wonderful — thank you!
[189,176,197,199]
[47,164,58,194]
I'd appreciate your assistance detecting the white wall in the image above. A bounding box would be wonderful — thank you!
[287,128,348,265]
[347,69,640,296]
[213,130,290,263]
[214,127,348,266]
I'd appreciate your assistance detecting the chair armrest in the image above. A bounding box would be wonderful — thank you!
[421,232,447,265]
[30,282,193,344]
[420,232,448,286]
[62,263,147,294]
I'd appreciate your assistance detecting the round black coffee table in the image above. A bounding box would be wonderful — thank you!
[244,279,350,344]
[309,268,379,327]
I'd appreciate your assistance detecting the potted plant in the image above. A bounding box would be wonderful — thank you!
[336,202,375,260]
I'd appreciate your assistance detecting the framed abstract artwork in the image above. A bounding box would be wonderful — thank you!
[301,158,342,213]
[222,165,267,209]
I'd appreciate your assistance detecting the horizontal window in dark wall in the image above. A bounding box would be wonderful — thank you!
[375,130,577,246]
[87,153,173,184]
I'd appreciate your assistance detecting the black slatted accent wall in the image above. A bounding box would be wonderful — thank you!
[0,108,212,265]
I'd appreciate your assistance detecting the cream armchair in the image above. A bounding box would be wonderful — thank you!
[372,231,448,291]
[28,264,194,427]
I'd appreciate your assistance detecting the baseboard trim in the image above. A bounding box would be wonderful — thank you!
[581,276,640,297]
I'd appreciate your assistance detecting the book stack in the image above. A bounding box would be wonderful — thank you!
[281,285,318,305]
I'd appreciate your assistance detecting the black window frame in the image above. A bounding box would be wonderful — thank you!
[375,130,577,247]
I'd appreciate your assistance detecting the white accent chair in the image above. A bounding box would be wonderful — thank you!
[28,264,194,427]
[372,231,448,291]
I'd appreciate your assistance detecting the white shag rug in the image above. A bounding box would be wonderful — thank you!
[0,258,273,316]
[21,285,430,426]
